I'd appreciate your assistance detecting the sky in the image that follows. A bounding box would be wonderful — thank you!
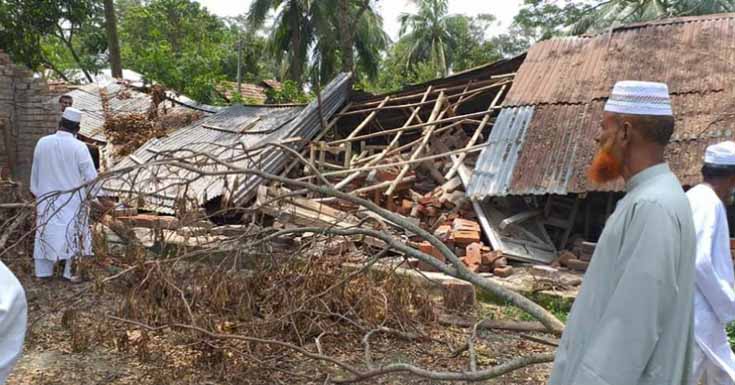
[193,0,525,39]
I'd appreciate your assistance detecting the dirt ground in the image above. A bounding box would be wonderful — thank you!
[4,255,554,385]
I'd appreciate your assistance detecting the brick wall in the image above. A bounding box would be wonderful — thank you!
[0,51,59,187]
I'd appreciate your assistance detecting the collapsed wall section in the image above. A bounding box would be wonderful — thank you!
[0,51,59,186]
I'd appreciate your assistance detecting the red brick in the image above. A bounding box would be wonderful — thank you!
[401,199,414,212]
[481,250,502,266]
[493,266,514,278]
[442,281,476,311]
[452,230,481,245]
[118,214,179,229]
[376,169,397,182]
[462,242,483,272]
[417,241,445,272]
[453,218,481,232]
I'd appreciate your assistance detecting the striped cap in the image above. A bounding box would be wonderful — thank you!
[604,81,673,117]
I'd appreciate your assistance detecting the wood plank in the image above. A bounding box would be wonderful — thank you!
[385,92,447,196]
[333,87,433,191]
[445,84,506,179]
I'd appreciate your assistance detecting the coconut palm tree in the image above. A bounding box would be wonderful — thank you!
[247,0,388,85]
[398,0,465,78]
[572,0,735,34]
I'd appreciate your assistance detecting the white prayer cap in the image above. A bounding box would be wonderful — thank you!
[62,107,82,123]
[704,141,735,167]
[604,80,673,117]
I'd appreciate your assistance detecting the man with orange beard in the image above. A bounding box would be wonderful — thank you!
[547,81,696,385]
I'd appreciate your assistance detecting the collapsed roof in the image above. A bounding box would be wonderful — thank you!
[468,13,735,199]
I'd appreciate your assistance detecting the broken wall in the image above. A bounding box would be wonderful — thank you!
[0,51,59,186]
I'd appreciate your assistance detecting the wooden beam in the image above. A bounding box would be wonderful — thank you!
[348,77,513,109]
[352,118,468,166]
[338,80,510,117]
[333,87,433,191]
[385,92,446,196]
[327,108,499,146]
[345,96,390,141]
[445,84,507,180]
[294,143,486,180]
[281,102,352,178]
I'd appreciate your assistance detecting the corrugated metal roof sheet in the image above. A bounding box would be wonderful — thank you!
[64,83,217,142]
[105,73,352,213]
[470,91,735,197]
[469,14,735,198]
[505,14,735,106]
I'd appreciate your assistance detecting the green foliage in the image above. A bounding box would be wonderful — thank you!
[228,92,264,105]
[728,322,735,349]
[248,0,388,86]
[513,0,735,40]
[0,0,106,80]
[571,0,735,34]
[360,10,502,94]
[398,0,457,77]
[118,0,230,103]
[265,80,311,104]
[220,22,277,84]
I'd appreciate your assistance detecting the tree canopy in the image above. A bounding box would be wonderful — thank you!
[2,0,734,102]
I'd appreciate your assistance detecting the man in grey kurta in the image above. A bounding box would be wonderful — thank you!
[548,81,696,385]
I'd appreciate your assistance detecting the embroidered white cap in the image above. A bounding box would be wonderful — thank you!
[604,80,673,117]
[704,141,735,167]
[62,107,82,123]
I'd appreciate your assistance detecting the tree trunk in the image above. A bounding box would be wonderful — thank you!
[338,0,354,74]
[289,29,304,84]
[104,0,123,78]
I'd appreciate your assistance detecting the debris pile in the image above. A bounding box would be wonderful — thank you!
[264,72,522,277]
[98,84,206,158]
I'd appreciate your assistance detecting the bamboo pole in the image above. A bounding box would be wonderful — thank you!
[339,80,510,117]
[281,102,353,178]
[345,96,390,140]
[348,76,513,109]
[293,142,485,180]
[333,86,433,191]
[352,119,470,166]
[385,92,446,196]
[326,109,499,146]
[445,84,507,180]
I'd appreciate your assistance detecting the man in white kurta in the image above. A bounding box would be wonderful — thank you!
[548,81,696,385]
[0,260,27,383]
[687,141,735,385]
[30,107,98,281]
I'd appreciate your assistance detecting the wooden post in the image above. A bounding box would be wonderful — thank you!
[333,87,433,191]
[445,84,507,180]
[385,91,446,196]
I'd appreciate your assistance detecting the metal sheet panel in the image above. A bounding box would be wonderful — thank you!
[64,83,217,142]
[467,106,534,199]
[105,73,352,213]
[504,14,735,106]
[469,90,735,199]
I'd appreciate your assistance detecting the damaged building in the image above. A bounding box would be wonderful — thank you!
[98,14,735,274]
[62,81,218,170]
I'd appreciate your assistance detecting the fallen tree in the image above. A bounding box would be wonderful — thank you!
[2,140,565,384]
